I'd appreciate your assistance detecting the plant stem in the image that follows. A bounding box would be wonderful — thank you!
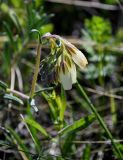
[76,82,122,159]
[30,43,41,98]
[6,88,29,100]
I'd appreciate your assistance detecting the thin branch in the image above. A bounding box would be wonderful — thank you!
[46,0,119,10]
[6,89,29,100]
[112,87,123,93]
[73,139,123,144]
[85,87,123,100]
[6,87,56,100]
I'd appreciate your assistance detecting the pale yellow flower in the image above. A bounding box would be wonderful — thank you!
[41,33,88,90]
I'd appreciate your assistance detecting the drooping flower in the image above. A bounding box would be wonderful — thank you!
[41,33,88,90]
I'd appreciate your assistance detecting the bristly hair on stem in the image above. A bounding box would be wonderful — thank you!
[30,44,41,99]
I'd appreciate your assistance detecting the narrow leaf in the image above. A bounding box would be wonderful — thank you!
[59,86,67,122]
[34,87,54,96]
[58,114,95,136]
[20,114,41,153]
[9,11,22,32]
[3,22,14,44]
[7,126,32,160]
[82,144,91,160]
[31,29,41,37]
[0,80,8,90]
[24,118,50,138]
[42,92,58,121]
[62,134,75,155]
[4,94,24,105]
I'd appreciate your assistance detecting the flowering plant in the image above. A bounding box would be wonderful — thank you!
[40,33,88,90]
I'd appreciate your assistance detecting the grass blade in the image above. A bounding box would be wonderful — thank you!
[20,114,41,153]
[59,86,67,123]
[61,134,75,156]
[58,114,95,136]
[3,22,14,44]
[7,126,32,160]
[42,92,58,122]
[82,144,91,160]
[9,11,22,32]
[24,117,51,138]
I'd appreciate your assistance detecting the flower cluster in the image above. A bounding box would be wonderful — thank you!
[40,33,88,90]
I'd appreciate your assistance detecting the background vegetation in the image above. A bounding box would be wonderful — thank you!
[0,0,123,159]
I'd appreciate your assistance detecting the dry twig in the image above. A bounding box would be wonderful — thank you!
[46,0,119,10]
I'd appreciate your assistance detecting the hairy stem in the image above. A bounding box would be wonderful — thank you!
[30,43,41,98]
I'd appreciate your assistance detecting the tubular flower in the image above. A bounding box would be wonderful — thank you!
[41,33,88,90]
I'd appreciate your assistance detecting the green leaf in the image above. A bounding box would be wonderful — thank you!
[40,24,54,35]
[0,80,8,90]
[35,0,43,8]
[10,0,24,8]
[4,94,24,105]
[62,134,75,156]
[34,87,54,96]
[59,86,67,123]
[2,42,11,75]
[58,114,95,136]
[24,118,51,138]
[31,29,41,36]
[0,3,9,13]
[25,104,42,152]
[3,22,14,44]
[20,113,41,153]
[7,126,32,160]
[31,29,41,42]
[9,11,22,32]
[42,92,58,122]
[82,144,91,160]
